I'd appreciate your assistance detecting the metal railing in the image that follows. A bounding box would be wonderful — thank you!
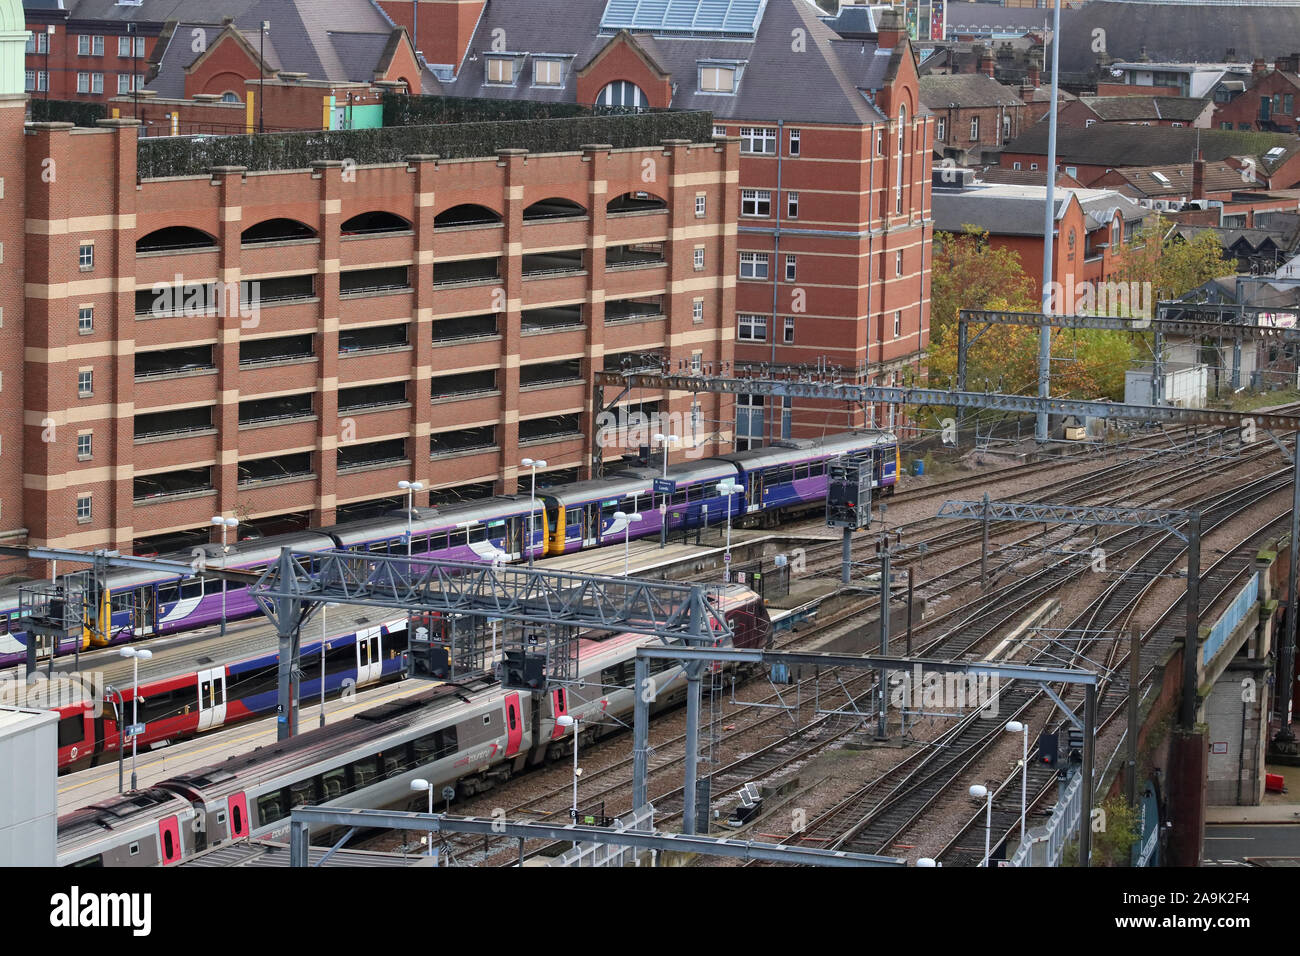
[1009,770,1083,867]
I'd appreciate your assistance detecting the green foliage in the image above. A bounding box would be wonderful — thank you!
[1112,214,1235,302]
[928,228,1135,402]
[137,110,715,179]
[29,98,108,127]
[381,92,671,125]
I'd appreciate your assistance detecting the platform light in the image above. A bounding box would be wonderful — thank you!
[521,459,547,568]
[410,779,434,858]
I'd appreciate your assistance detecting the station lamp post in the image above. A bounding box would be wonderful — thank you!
[612,511,642,577]
[716,479,740,583]
[1005,720,1029,847]
[653,433,679,510]
[520,458,547,567]
[970,784,993,867]
[119,647,153,791]
[319,602,340,729]
[210,516,238,636]
[410,778,435,860]
[556,714,582,821]
[398,480,425,558]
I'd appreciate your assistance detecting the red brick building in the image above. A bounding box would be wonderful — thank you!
[1056,95,1214,130]
[1212,60,1300,134]
[406,0,935,443]
[4,107,737,557]
[919,72,1027,166]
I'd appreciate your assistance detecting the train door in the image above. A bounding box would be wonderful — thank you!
[356,627,382,685]
[582,503,599,548]
[196,667,227,731]
[746,470,763,513]
[226,793,250,840]
[158,816,184,866]
[550,686,569,740]
[135,586,159,637]
[509,516,525,560]
[504,693,523,757]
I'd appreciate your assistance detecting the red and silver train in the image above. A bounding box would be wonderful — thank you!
[57,585,770,866]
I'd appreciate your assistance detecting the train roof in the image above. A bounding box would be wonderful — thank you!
[58,788,193,850]
[711,431,896,471]
[326,497,533,547]
[619,459,739,485]
[158,679,500,802]
[102,531,337,589]
[537,474,653,507]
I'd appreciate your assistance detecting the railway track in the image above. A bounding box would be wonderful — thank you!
[774,471,1290,863]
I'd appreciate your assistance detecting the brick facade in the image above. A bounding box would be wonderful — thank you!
[10,118,736,556]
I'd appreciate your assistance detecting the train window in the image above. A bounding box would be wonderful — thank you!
[482,714,491,725]
[469,526,488,544]
[0,614,7,631]
[773,466,795,484]
[128,843,139,856]
[257,792,286,826]
[180,579,203,600]
[111,593,133,613]
[809,461,826,478]
[157,583,179,605]
[671,489,687,506]
[162,829,175,860]
[507,706,517,731]
[217,810,227,826]
[72,855,104,867]
[288,780,313,809]
[321,767,346,800]
[350,757,379,790]
[555,688,566,710]
[369,540,388,554]
[379,751,401,777]
[795,464,810,480]
[58,713,84,747]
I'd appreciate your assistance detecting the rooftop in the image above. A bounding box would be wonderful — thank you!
[919,73,1024,109]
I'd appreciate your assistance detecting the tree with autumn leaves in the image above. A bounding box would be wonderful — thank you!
[927,220,1234,402]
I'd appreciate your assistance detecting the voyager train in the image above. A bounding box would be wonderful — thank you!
[1,429,897,669]
[57,586,771,867]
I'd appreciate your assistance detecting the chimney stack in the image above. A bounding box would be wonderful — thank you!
[1252,57,1267,79]
[980,49,996,78]
[876,8,904,50]
[1192,152,1205,201]
[1027,55,1041,89]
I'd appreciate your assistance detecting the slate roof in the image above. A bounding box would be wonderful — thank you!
[434,0,904,126]
[1078,95,1210,123]
[933,181,1146,235]
[1001,124,1296,169]
[1110,161,1255,197]
[47,0,403,96]
[919,73,1024,109]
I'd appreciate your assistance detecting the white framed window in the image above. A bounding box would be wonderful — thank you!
[969,116,979,141]
[1065,166,1078,179]
[895,105,906,214]
[893,310,902,337]
[1002,114,1011,140]
[79,243,94,269]
[738,314,766,341]
[692,298,704,323]
[597,80,645,108]
[37,71,48,92]
[876,129,884,155]
[691,351,702,374]
[533,58,563,87]
[1085,118,1096,128]
[91,73,103,94]
[118,35,131,57]
[78,306,94,333]
[936,117,946,140]
[789,128,801,156]
[739,252,769,279]
[76,494,92,522]
[787,191,799,219]
[740,189,771,217]
[785,254,796,282]
[25,33,33,54]
[1013,161,1022,170]
[695,194,706,218]
[699,65,735,93]
[77,433,93,460]
[77,370,93,396]
[93,35,104,56]
[1030,162,1039,170]
[486,57,514,85]
[77,34,90,55]
[895,250,904,276]
[693,247,705,271]
[77,72,90,93]
[739,126,777,154]
[713,124,726,138]
[783,316,795,344]
[24,71,34,93]
[38,31,49,55]
[117,73,132,94]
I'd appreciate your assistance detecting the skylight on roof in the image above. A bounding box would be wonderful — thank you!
[600,0,767,36]
[1151,171,1170,184]
[1267,146,1287,158]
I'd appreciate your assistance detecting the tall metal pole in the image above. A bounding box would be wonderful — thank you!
[528,467,537,568]
[841,527,852,585]
[1019,726,1027,846]
[633,656,650,809]
[130,656,139,792]
[1275,437,1300,746]
[1180,514,1201,731]
[980,492,991,589]
[319,604,328,729]
[1081,683,1097,868]
[1127,625,1141,804]
[1036,0,1063,442]
[258,22,267,134]
[107,687,123,795]
[877,544,890,738]
[274,547,301,741]
[982,792,992,866]
[905,566,914,656]
[571,717,580,820]
[219,523,228,637]
[683,662,702,834]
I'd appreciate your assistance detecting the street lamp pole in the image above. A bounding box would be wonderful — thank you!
[1006,721,1029,847]
[521,459,547,567]
[613,511,642,577]
[120,648,152,791]
[970,784,992,866]
[410,779,434,860]
[557,714,580,820]
[398,480,424,559]
[258,21,268,133]
[717,480,739,583]
[211,516,238,636]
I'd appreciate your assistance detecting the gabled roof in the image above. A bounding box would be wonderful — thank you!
[1109,161,1253,197]
[1002,124,1295,168]
[1077,95,1209,123]
[933,181,1145,235]
[436,0,895,125]
[919,73,1024,109]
